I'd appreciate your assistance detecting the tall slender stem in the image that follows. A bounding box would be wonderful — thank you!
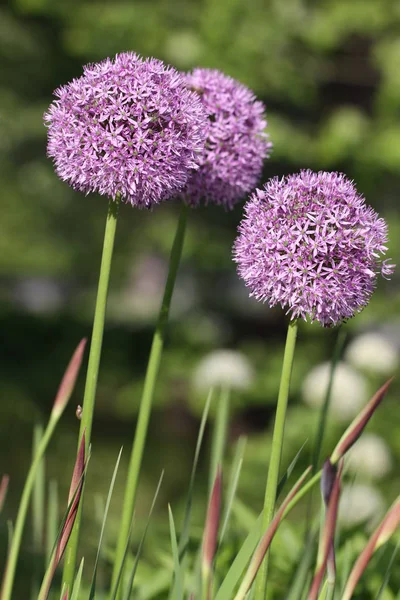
[110,202,188,596]
[255,319,298,600]
[62,196,120,591]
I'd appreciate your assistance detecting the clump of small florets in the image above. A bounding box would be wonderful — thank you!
[182,68,272,210]
[234,170,395,327]
[45,52,207,207]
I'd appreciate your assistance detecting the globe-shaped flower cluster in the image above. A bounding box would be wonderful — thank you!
[183,68,272,209]
[234,170,395,326]
[45,52,207,207]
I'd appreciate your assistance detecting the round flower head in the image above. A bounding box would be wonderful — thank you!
[44,52,207,207]
[345,332,399,375]
[301,361,368,422]
[346,434,392,479]
[182,68,272,209]
[193,349,255,393]
[234,170,395,326]
[338,483,384,529]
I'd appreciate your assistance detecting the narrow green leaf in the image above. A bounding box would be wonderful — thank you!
[233,467,312,600]
[38,442,90,600]
[277,439,308,499]
[375,541,399,600]
[89,448,123,600]
[286,530,318,600]
[109,516,135,600]
[70,558,84,600]
[312,330,346,471]
[220,437,247,543]
[209,387,230,492]
[179,389,213,557]
[0,339,86,600]
[215,513,262,600]
[168,505,183,600]
[121,471,164,600]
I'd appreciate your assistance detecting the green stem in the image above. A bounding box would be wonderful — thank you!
[1,417,59,600]
[62,196,120,591]
[255,319,298,600]
[209,387,230,492]
[110,202,188,596]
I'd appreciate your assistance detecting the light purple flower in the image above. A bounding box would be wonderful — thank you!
[233,170,395,327]
[44,52,207,207]
[182,68,272,210]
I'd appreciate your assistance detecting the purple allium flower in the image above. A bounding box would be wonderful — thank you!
[234,170,395,327]
[182,68,272,210]
[44,53,207,207]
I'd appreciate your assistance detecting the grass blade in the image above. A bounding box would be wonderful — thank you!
[70,558,84,600]
[209,387,230,492]
[38,434,88,600]
[311,330,346,471]
[121,471,164,600]
[0,339,87,600]
[214,513,262,600]
[220,437,247,543]
[89,448,123,600]
[375,541,399,600]
[277,440,308,499]
[233,467,312,600]
[179,389,213,557]
[109,516,135,600]
[168,505,183,600]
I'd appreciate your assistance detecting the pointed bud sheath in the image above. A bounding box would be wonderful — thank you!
[202,466,222,578]
[341,496,400,600]
[321,459,337,507]
[38,433,86,600]
[51,339,87,421]
[320,460,338,582]
[234,467,312,600]
[55,432,86,565]
[0,475,9,513]
[309,461,343,600]
[330,378,393,464]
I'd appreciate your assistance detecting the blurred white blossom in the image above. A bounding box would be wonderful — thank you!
[345,332,399,375]
[338,483,384,528]
[193,350,255,392]
[346,434,392,479]
[301,361,368,421]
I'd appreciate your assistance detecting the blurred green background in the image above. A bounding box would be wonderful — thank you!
[1,0,400,596]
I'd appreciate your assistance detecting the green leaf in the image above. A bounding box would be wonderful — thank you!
[219,436,247,543]
[70,558,84,600]
[375,541,399,600]
[209,387,230,492]
[277,439,308,499]
[89,447,123,600]
[168,505,183,600]
[179,389,213,557]
[215,513,262,600]
[121,471,164,600]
